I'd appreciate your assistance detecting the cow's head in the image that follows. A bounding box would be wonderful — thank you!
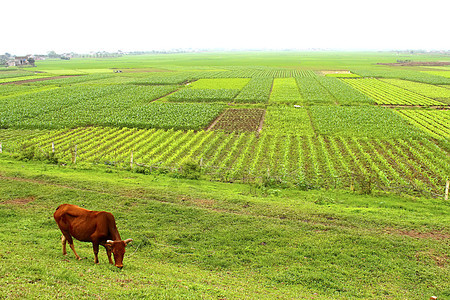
[106,238,133,268]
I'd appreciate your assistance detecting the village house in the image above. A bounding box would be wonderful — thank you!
[7,55,35,67]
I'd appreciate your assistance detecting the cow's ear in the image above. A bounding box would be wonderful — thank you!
[124,238,133,246]
[106,240,114,247]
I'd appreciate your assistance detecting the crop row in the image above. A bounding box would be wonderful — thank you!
[395,109,450,139]
[309,106,426,138]
[269,78,303,104]
[24,74,114,87]
[189,78,250,90]
[129,73,193,85]
[233,77,273,103]
[0,84,224,130]
[0,74,52,84]
[350,68,450,85]
[167,89,240,102]
[341,78,444,106]
[296,77,336,105]
[209,108,265,132]
[378,78,450,102]
[262,106,314,135]
[188,68,316,78]
[15,127,449,194]
[0,70,35,80]
[314,77,374,105]
[0,85,52,98]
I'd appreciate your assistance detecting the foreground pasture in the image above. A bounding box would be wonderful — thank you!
[0,156,448,299]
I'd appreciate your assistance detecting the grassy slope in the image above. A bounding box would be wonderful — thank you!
[0,156,448,299]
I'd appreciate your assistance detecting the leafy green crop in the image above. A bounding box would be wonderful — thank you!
[309,106,427,138]
[269,78,303,104]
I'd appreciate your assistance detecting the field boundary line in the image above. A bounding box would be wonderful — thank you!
[257,109,266,133]
[206,110,226,131]
[150,87,183,103]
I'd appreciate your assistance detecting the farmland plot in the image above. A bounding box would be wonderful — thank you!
[262,106,314,135]
[167,89,240,102]
[209,108,265,132]
[341,78,445,106]
[0,85,53,98]
[234,77,273,103]
[269,78,303,104]
[379,78,450,104]
[309,106,426,138]
[0,85,220,129]
[396,109,450,139]
[351,68,450,85]
[167,78,251,102]
[21,127,449,194]
[296,77,336,105]
[189,78,250,90]
[315,77,374,105]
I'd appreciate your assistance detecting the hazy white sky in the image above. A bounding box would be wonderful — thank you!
[2,0,449,55]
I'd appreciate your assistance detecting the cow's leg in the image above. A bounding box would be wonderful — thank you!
[61,235,67,255]
[93,242,100,264]
[105,245,114,265]
[62,232,81,260]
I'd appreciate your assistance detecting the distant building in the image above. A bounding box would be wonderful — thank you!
[7,55,35,67]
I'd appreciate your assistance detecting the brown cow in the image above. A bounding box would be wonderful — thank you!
[54,204,132,268]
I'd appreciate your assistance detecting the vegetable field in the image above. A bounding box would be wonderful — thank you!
[17,126,449,195]
[1,52,449,196]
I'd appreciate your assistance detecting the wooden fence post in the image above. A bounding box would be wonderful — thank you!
[445,179,449,201]
[72,145,77,164]
[130,151,134,169]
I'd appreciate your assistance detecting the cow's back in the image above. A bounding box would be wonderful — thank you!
[54,204,120,242]
[54,204,97,242]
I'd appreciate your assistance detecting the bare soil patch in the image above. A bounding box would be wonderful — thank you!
[208,108,266,132]
[1,196,35,205]
[415,249,448,267]
[0,75,80,85]
[384,227,450,240]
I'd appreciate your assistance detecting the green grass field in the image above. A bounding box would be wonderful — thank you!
[0,156,448,299]
[0,51,449,299]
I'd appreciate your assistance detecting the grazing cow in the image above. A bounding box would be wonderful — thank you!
[54,204,132,268]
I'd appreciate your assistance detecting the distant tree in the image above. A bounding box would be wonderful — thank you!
[27,57,35,66]
[47,50,59,58]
